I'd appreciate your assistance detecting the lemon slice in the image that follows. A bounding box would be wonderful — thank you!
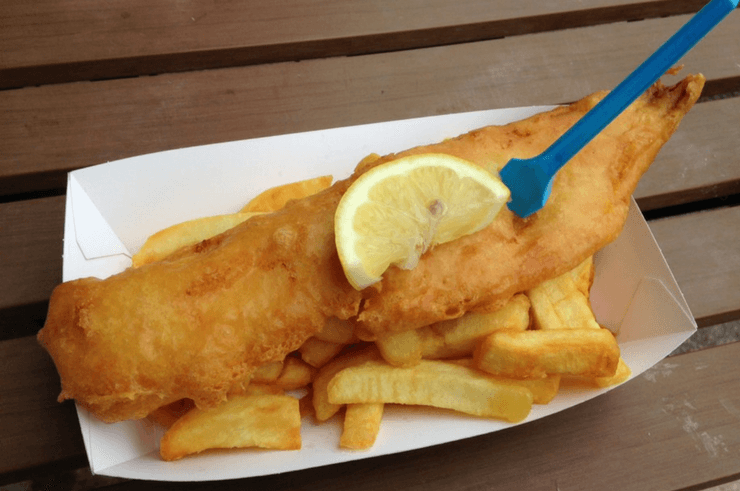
[335,153,511,290]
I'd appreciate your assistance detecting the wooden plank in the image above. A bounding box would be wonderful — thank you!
[2,12,739,197]
[635,97,740,210]
[0,0,709,89]
[0,196,63,340]
[650,205,740,327]
[0,337,84,477]
[2,335,738,489]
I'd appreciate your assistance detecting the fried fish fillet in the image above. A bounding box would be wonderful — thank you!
[354,74,705,338]
[38,75,704,423]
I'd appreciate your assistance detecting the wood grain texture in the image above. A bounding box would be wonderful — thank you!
[0,337,84,477]
[2,12,739,197]
[635,97,740,210]
[0,196,64,340]
[650,205,740,327]
[0,0,709,89]
[2,335,738,489]
[0,196,64,310]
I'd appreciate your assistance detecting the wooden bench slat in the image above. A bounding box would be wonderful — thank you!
[649,205,740,327]
[0,0,709,89]
[2,335,738,489]
[2,12,738,197]
[0,337,84,477]
[0,196,64,310]
[635,97,740,210]
[0,196,63,340]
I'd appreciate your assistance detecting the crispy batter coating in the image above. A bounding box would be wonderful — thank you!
[354,75,705,338]
[38,75,703,423]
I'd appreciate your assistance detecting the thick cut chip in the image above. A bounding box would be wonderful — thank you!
[340,403,384,450]
[425,293,531,358]
[335,153,510,290]
[327,359,533,422]
[563,357,632,389]
[298,337,345,368]
[274,356,316,390]
[241,175,333,213]
[376,294,531,366]
[527,258,600,330]
[568,256,595,297]
[159,386,301,461]
[448,359,561,404]
[314,316,358,344]
[593,356,631,387]
[250,360,284,384]
[132,213,260,267]
[474,329,620,379]
[375,329,425,367]
[313,346,382,421]
[134,175,332,267]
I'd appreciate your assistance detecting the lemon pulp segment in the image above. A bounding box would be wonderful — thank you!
[335,154,510,290]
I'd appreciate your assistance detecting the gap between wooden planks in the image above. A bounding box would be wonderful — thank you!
[2,12,739,196]
[0,0,710,89]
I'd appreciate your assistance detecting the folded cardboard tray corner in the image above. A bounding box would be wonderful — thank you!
[59,106,696,481]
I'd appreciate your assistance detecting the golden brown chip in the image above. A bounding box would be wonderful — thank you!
[328,359,533,422]
[275,356,316,390]
[132,213,260,267]
[424,293,531,359]
[314,316,358,344]
[527,258,600,330]
[340,403,384,450]
[474,328,620,379]
[240,175,333,213]
[299,337,345,368]
[159,386,301,461]
[448,359,561,404]
[251,360,285,384]
[313,346,381,422]
[375,329,424,367]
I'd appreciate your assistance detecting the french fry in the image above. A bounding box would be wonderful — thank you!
[474,328,620,379]
[299,337,345,368]
[376,294,531,366]
[527,258,600,330]
[134,174,333,267]
[251,360,284,384]
[313,346,381,422]
[275,356,316,390]
[328,359,533,422]
[568,256,595,297]
[240,175,333,213]
[593,357,631,387]
[448,359,561,404]
[314,316,358,344]
[424,294,531,359]
[132,212,261,267]
[159,385,301,461]
[340,403,384,450]
[375,329,424,367]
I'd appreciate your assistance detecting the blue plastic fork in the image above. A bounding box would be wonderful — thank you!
[500,0,738,218]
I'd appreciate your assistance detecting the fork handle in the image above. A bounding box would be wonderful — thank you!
[540,0,738,174]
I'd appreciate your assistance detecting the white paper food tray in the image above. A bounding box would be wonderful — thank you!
[61,105,697,481]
